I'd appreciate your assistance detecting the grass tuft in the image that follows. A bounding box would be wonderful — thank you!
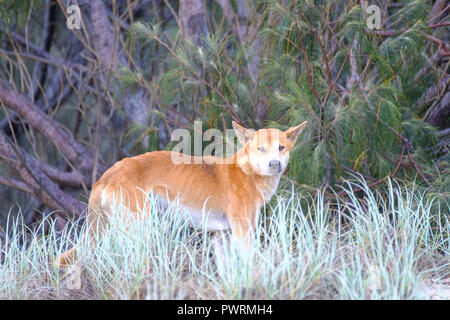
[0,179,448,299]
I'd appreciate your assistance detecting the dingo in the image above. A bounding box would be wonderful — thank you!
[56,121,307,266]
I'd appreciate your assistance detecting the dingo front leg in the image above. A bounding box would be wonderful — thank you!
[226,204,256,251]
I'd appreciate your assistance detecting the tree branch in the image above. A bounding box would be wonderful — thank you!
[0,80,105,174]
[0,130,87,216]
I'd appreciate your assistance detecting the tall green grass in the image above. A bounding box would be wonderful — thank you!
[0,179,448,299]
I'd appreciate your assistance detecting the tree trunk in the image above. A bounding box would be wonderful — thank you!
[179,0,208,47]
[89,0,151,128]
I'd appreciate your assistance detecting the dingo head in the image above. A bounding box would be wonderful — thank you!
[232,121,308,176]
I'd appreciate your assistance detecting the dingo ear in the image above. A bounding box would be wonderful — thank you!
[232,121,255,145]
[285,121,308,143]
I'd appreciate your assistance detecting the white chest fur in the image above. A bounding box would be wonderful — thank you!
[154,194,230,232]
[255,174,281,203]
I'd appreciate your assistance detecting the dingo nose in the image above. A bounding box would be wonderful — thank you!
[269,160,281,168]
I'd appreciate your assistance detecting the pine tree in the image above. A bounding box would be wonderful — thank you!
[130,0,444,188]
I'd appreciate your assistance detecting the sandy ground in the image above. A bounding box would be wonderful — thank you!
[417,279,450,300]
[59,265,450,300]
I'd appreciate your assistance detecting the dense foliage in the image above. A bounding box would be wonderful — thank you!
[0,0,448,219]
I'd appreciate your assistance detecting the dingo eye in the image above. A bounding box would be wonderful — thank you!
[279,145,285,151]
[257,146,266,152]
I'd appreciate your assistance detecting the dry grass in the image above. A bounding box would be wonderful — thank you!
[0,179,448,300]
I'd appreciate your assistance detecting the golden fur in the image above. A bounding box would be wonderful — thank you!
[56,121,307,266]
